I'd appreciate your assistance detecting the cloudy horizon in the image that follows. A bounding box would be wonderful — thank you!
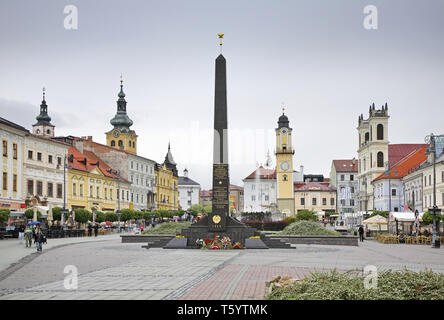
[1,0,443,189]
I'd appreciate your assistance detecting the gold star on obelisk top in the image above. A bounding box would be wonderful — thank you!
[218,33,224,53]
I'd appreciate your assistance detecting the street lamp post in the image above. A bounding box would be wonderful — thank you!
[57,154,70,232]
[426,133,441,248]
[108,169,121,233]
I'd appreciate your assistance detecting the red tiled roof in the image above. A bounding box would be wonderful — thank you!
[374,146,428,182]
[244,166,276,180]
[388,144,427,167]
[200,190,212,197]
[229,184,244,191]
[294,182,336,192]
[68,147,128,182]
[332,159,358,172]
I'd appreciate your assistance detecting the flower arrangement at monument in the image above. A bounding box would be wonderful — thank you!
[197,234,242,250]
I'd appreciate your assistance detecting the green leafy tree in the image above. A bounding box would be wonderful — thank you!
[74,209,91,224]
[95,211,105,223]
[422,212,442,225]
[51,207,62,221]
[25,208,41,220]
[203,206,212,214]
[143,211,153,221]
[370,211,389,219]
[105,212,117,222]
[0,209,10,223]
[295,210,318,222]
[120,209,134,221]
[190,204,204,216]
[134,211,144,220]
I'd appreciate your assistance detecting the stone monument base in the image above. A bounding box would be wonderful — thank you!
[180,216,260,248]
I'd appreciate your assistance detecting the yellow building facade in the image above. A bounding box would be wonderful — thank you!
[67,147,130,212]
[275,111,295,216]
[155,163,178,211]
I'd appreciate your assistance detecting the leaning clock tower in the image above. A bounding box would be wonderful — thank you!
[275,109,295,216]
[105,78,138,154]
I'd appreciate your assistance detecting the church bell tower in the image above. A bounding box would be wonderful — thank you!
[275,108,295,216]
[106,77,138,154]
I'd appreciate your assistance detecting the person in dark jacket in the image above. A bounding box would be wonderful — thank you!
[93,223,99,237]
[88,224,92,237]
[35,229,44,253]
[358,226,364,242]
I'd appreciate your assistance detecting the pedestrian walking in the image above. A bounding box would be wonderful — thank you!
[35,229,45,253]
[93,223,99,237]
[24,226,33,248]
[88,223,92,237]
[18,225,25,244]
[358,225,364,242]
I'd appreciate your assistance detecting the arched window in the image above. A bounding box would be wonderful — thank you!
[132,142,135,148]
[377,152,384,167]
[118,140,123,148]
[111,140,115,147]
[129,141,131,147]
[370,153,373,168]
[283,174,288,181]
[377,124,384,140]
[365,132,369,143]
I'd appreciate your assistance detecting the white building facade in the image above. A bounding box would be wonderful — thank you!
[243,166,277,213]
[178,169,200,210]
[128,154,156,211]
[0,118,28,211]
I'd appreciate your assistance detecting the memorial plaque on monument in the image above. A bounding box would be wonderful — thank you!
[209,163,229,231]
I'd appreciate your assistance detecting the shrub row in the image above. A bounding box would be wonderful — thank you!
[242,220,288,231]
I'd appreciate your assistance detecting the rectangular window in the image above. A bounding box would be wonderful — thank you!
[48,155,53,164]
[322,198,327,206]
[341,199,345,206]
[350,175,354,181]
[131,193,133,202]
[126,191,129,201]
[331,198,335,205]
[350,199,355,206]
[429,175,431,186]
[13,143,17,159]
[252,195,256,201]
[90,186,93,197]
[27,180,33,195]
[301,198,305,205]
[340,174,344,181]
[13,174,17,192]
[37,181,43,196]
[37,152,42,161]
[97,187,100,198]
[2,141,7,157]
[105,188,108,200]
[312,198,316,205]
[57,157,62,166]
[265,195,269,201]
[122,190,124,201]
[73,183,77,196]
[3,172,7,190]
[392,189,397,196]
[79,184,83,197]
[57,183,63,198]
[351,186,355,193]
[47,183,53,198]
[136,163,138,170]
[28,150,33,160]
[136,194,139,203]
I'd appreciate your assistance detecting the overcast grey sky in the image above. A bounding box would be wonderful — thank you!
[1,0,443,189]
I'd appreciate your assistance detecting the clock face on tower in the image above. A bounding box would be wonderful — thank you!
[113,130,120,138]
[280,161,290,172]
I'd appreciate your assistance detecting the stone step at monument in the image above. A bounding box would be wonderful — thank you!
[142,236,175,249]
[261,236,294,249]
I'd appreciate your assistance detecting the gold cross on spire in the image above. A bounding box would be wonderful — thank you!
[218,33,224,53]
[282,102,285,113]
[120,74,123,85]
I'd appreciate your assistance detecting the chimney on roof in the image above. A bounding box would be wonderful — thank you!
[352,157,356,165]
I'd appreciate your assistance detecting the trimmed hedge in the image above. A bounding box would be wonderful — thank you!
[280,220,340,236]
[242,220,288,231]
[266,269,444,300]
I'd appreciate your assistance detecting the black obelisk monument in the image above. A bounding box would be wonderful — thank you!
[209,53,230,232]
